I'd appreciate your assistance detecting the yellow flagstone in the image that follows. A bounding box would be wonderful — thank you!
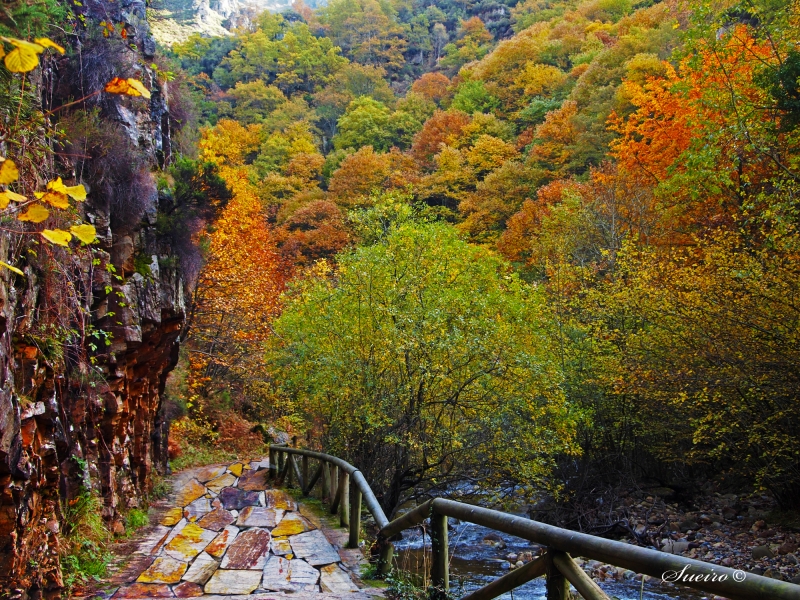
[175,478,207,508]
[206,472,237,494]
[160,507,183,527]
[271,512,312,537]
[136,555,187,584]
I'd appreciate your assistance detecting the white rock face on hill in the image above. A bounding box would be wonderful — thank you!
[148,0,304,46]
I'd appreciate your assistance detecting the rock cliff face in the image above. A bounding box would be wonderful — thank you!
[0,1,187,596]
[148,0,325,45]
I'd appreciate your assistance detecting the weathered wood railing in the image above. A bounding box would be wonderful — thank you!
[269,443,800,600]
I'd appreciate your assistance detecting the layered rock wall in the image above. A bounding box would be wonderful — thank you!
[0,2,188,596]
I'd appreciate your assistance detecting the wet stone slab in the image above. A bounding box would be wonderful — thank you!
[204,568,263,594]
[271,537,293,556]
[122,459,380,599]
[161,507,184,527]
[184,497,213,522]
[206,473,237,494]
[205,524,238,559]
[176,479,207,508]
[261,555,320,592]
[290,530,341,566]
[112,582,175,598]
[181,551,218,585]
[164,523,218,562]
[237,469,271,491]
[319,563,359,593]
[271,512,311,537]
[173,581,205,597]
[196,508,236,532]
[236,506,283,528]
[219,527,271,569]
[265,489,298,511]
[195,465,228,483]
[218,486,261,510]
[137,555,188,584]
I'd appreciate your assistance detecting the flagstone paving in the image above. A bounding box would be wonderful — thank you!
[104,460,383,600]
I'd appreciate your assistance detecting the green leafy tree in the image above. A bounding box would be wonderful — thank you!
[333,96,393,151]
[268,216,577,514]
[450,79,501,114]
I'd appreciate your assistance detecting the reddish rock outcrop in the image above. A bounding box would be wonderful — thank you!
[0,0,188,596]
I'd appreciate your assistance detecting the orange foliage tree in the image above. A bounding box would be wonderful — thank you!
[185,123,287,406]
[410,72,451,104]
[410,109,471,169]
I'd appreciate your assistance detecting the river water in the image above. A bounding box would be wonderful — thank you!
[392,519,707,600]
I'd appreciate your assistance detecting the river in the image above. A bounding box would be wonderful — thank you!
[392,519,707,600]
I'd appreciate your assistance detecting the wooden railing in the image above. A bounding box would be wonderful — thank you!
[269,444,800,600]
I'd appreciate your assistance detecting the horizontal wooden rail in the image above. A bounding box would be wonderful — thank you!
[269,444,800,600]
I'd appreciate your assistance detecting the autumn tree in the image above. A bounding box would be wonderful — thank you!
[214,16,346,94]
[327,146,420,205]
[440,17,493,69]
[275,200,351,265]
[186,123,287,403]
[410,72,451,104]
[450,79,500,114]
[410,108,471,169]
[318,0,407,73]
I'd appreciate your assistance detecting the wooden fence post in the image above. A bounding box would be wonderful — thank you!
[286,455,294,488]
[339,470,350,527]
[348,476,362,548]
[545,550,568,600]
[430,510,449,598]
[269,447,276,479]
[378,541,394,576]
[329,465,340,514]
[302,455,309,491]
[322,462,331,501]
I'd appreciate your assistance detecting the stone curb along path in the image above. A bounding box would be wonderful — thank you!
[99,460,385,599]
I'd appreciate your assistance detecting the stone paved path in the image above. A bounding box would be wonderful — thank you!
[105,460,383,599]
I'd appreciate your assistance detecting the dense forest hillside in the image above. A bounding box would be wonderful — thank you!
[172,0,800,518]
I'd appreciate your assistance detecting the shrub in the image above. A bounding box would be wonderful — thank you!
[60,491,112,594]
[124,508,149,532]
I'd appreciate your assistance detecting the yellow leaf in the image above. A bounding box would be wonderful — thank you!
[8,38,45,54]
[70,223,97,244]
[47,177,67,193]
[34,191,44,199]
[2,190,26,202]
[17,204,50,223]
[0,159,19,184]
[65,184,87,201]
[41,191,69,209]
[0,261,24,276]
[42,229,72,246]
[104,76,135,95]
[0,190,24,209]
[126,78,151,99]
[103,77,151,100]
[0,260,24,276]
[4,47,40,73]
[34,38,65,54]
